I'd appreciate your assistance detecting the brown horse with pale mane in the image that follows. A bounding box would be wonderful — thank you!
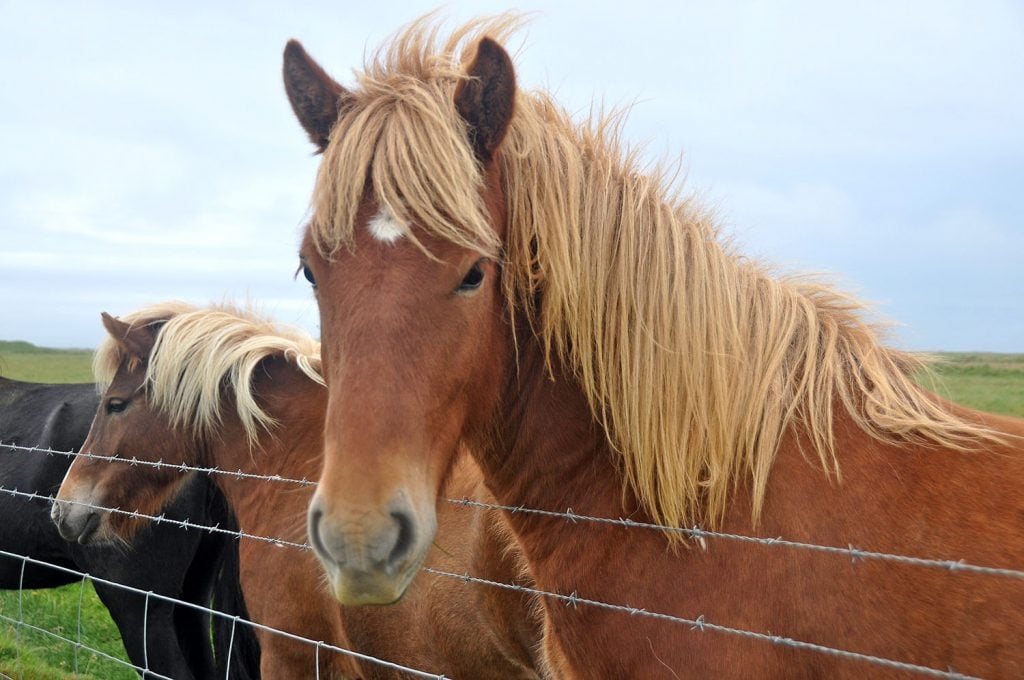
[52,302,540,679]
[284,14,1024,679]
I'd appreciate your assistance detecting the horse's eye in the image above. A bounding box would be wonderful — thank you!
[302,264,316,286]
[457,260,486,294]
[106,398,129,414]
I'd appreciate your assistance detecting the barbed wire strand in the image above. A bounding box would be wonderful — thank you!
[424,567,979,680]
[0,549,445,680]
[0,442,316,487]
[13,480,1024,588]
[1,485,312,551]
[0,538,982,680]
[445,498,1024,581]
[5,440,1024,583]
[2,521,989,680]
[1,447,1018,678]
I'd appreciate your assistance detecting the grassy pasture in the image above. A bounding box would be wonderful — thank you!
[0,342,94,385]
[923,352,1024,418]
[0,341,1021,678]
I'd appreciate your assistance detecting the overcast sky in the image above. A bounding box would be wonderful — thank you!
[1,1,1021,351]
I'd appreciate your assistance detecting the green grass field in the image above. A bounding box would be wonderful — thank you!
[0,340,1021,678]
[923,353,1024,418]
[0,342,94,385]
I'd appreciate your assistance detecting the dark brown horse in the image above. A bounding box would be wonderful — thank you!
[285,15,1024,679]
[52,303,540,679]
[0,376,256,680]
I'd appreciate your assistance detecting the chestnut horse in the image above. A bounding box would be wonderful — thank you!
[52,302,540,679]
[285,15,1024,679]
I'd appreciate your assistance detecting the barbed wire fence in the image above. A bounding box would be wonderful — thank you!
[2,441,1021,679]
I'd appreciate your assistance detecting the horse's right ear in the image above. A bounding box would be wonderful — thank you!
[101,312,155,362]
[283,40,349,152]
[455,37,516,163]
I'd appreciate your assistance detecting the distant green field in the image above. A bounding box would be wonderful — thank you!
[0,341,1021,678]
[925,352,1024,418]
[0,341,94,384]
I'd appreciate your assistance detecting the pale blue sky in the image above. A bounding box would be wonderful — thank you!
[1,1,1021,350]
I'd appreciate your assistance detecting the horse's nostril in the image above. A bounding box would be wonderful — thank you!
[307,505,334,565]
[386,510,416,570]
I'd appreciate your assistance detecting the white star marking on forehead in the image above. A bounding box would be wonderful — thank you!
[368,208,406,244]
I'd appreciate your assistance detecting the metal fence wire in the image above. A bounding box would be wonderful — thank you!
[2,440,1020,679]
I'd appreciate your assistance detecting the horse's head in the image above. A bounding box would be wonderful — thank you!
[52,312,189,544]
[286,34,517,604]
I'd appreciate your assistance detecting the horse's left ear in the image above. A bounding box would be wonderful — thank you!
[455,37,516,163]
[100,312,157,362]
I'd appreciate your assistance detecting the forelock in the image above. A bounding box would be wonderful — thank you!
[309,13,525,258]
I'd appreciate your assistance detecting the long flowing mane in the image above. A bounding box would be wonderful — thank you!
[311,14,999,530]
[94,302,323,445]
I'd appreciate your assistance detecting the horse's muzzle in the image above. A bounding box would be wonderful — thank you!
[51,500,102,544]
[307,491,435,605]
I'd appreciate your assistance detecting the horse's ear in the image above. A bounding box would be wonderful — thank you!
[455,37,516,163]
[100,312,155,362]
[283,40,349,152]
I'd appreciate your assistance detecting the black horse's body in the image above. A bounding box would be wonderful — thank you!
[0,376,258,679]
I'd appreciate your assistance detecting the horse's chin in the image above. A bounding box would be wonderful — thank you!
[75,511,102,544]
[327,562,420,606]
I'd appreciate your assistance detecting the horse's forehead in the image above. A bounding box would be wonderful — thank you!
[355,207,466,261]
[304,202,471,274]
[367,207,407,244]
[110,360,146,393]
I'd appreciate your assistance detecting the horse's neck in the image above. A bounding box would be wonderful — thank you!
[473,334,636,556]
[209,359,323,532]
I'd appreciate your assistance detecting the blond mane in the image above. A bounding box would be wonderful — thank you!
[94,302,323,445]
[312,14,999,530]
